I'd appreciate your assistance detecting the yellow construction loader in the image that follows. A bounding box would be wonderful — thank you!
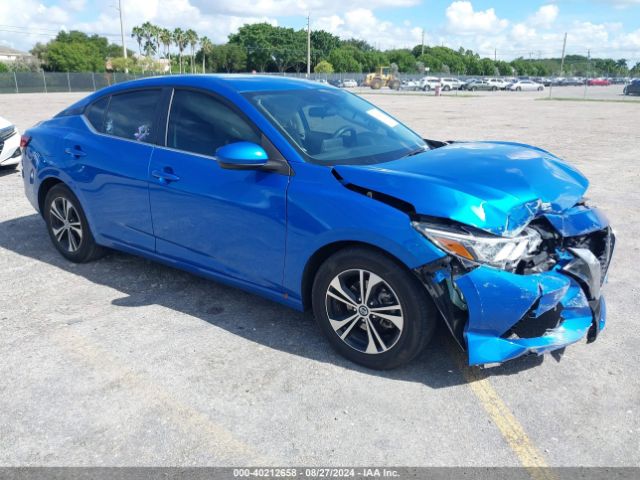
[363,66,401,90]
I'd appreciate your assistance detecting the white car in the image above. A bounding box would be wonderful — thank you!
[486,78,509,90]
[400,79,421,91]
[439,77,464,91]
[508,80,544,92]
[343,78,357,88]
[0,117,20,168]
[420,76,442,91]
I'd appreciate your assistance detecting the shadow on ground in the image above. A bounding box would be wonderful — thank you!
[0,214,553,388]
[0,165,19,177]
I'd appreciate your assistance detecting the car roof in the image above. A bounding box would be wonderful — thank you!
[60,74,330,113]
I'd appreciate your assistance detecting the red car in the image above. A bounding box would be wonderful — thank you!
[588,78,611,86]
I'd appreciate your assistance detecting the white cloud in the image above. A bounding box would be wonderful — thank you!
[313,8,423,49]
[445,1,509,35]
[529,4,559,29]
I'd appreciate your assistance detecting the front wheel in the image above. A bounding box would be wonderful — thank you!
[312,248,437,369]
[537,86,543,91]
[44,184,106,263]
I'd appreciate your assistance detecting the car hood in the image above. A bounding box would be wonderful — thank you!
[333,141,588,237]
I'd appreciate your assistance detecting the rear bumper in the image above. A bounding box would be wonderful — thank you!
[416,206,614,366]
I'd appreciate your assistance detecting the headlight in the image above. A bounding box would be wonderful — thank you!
[412,221,542,270]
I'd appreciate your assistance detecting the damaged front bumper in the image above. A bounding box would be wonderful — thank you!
[416,206,615,366]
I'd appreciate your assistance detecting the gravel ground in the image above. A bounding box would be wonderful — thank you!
[0,90,638,467]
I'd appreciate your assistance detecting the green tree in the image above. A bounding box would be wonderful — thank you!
[229,23,276,72]
[159,28,173,73]
[173,28,187,73]
[386,49,417,72]
[328,48,362,72]
[200,36,213,73]
[310,30,341,64]
[314,60,334,73]
[185,29,198,73]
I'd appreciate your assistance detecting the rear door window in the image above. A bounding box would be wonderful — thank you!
[104,89,162,143]
[85,96,110,132]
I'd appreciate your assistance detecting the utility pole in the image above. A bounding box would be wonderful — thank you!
[306,14,311,78]
[494,48,496,62]
[117,0,128,73]
[584,49,590,98]
[421,29,425,56]
[559,32,567,76]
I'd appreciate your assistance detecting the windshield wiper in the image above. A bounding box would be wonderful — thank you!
[402,146,428,158]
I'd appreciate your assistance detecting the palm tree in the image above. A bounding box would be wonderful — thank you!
[173,28,187,73]
[159,28,172,73]
[141,21,157,58]
[131,26,143,57]
[185,29,198,73]
[200,36,213,73]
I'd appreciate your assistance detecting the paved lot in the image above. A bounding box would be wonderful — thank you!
[0,90,638,467]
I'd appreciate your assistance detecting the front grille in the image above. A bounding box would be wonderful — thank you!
[564,227,615,284]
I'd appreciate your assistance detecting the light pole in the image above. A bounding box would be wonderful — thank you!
[118,0,128,72]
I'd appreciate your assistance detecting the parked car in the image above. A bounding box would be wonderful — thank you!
[0,117,20,169]
[419,76,441,91]
[342,78,357,88]
[399,79,421,91]
[623,79,640,95]
[464,80,499,91]
[21,75,615,368]
[588,78,611,86]
[486,78,509,90]
[439,77,464,91]
[508,80,545,91]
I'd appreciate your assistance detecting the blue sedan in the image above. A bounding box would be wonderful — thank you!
[21,75,614,368]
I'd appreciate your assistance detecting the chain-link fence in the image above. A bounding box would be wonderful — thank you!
[0,71,635,101]
[0,72,159,94]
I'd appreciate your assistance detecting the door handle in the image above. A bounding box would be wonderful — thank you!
[64,146,86,158]
[151,169,180,184]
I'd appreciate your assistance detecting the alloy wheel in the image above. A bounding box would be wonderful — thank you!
[325,269,404,355]
[49,197,83,253]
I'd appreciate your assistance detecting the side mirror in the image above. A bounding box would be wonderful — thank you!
[216,142,268,170]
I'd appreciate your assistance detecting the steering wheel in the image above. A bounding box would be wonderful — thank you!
[332,126,357,138]
[332,126,357,147]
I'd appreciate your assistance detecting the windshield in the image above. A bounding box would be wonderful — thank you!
[244,88,426,165]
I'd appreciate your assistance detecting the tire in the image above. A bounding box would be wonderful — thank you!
[44,184,106,263]
[623,87,628,95]
[471,87,476,91]
[443,85,450,91]
[423,85,430,91]
[311,247,437,370]
[516,87,522,91]
[537,86,543,91]
[370,78,382,90]
[491,86,497,91]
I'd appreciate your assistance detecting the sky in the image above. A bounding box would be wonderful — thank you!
[1,0,640,62]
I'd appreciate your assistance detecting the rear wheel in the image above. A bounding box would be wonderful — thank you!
[516,86,522,91]
[370,78,382,90]
[44,184,106,263]
[537,86,543,91]
[312,248,437,370]
[443,85,451,91]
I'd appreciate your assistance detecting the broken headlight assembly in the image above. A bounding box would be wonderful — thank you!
[412,220,543,271]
